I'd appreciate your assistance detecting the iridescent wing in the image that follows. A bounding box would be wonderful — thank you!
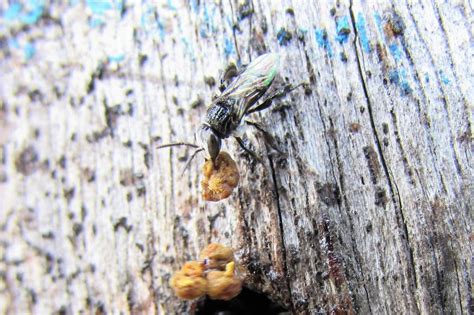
[218,53,280,120]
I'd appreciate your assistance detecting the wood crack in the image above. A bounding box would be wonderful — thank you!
[267,155,294,312]
[348,2,419,312]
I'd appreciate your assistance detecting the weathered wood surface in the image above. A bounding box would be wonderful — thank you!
[0,0,472,314]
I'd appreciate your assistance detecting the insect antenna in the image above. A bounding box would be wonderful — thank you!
[180,148,204,177]
[157,142,199,149]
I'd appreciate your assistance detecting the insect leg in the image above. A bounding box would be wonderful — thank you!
[246,82,304,115]
[244,120,286,156]
[234,136,262,163]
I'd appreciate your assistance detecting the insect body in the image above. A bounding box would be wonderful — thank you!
[197,53,280,163]
[158,53,283,168]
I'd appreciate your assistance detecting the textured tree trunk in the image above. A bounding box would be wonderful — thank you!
[0,0,472,314]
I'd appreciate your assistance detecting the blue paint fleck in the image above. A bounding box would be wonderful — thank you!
[439,70,450,84]
[315,28,333,57]
[181,37,195,60]
[277,28,292,46]
[140,5,165,41]
[86,0,123,27]
[3,3,22,21]
[86,0,112,15]
[21,0,45,25]
[356,13,371,53]
[108,54,125,63]
[335,16,350,44]
[190,0,199,13]
[23,42,36,61]
[167,0,177,11]
[224,37,234,58]
[424,73,430,83]
[373,12,383,34]
[3,1,44,25]
[389,43,401,61]
[389,68,412,95]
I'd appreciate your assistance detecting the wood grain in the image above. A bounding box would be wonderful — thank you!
[0,0,471,314]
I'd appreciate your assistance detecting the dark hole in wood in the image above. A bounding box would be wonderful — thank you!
[194,287,287,315]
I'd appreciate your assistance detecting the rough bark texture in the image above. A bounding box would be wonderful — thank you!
[0,1,472,314]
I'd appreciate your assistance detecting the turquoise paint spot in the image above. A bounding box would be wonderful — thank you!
[23,42,36,61]
[356,13,370,53]
[439,70,450,84]
[424,73,430,83]
[389,43,401,61]
[89,17,105,27]
[20,0,45,25]
[389,68,412,95]
[3,3,22,21]
[224,37,234,57]
[86,0,112,15]
[167,0,176,11]
[373,12,383,34]
[190,0,199,13]
[108,54,125,62]
[315,28,333,57]
[140,5,166,41]
[335,16,350,44]
[181,37,195,60]
[86,0,123,27]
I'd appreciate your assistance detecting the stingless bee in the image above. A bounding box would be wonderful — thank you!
[159,53,297,167]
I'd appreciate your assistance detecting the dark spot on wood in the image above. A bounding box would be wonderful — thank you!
[349,123,361,133]
[126,192,133,202]
[365,222,373,233]
[28,89,43,102]
[238,0,253,20]
[33,128,41,139]
[363,146,381,184]
[42,231,55,239]
[383,138,389,146]
[138,53,148,66]
[16,272,24,282]
[15,146,39,175]
[63,187,75,203]
[86,63,105,94]
[330,8,336,16]
[136,243,144,252]
[346,92,352,102]
[82,167,95,182]
[119,169,144,186]
[340,52,348,62]
[114,217,133,233]
[382,123,389,134]
[73,223,83,237]
[58,155,66,169]
[172,95,178,105]
[195,287,287,315]
[70,133,77,141]
[190,97,204,109]
[317,182,341,206]
[56,306,67,315]
[285,7,295,16]
[376,42,387,63]
[204,76,216,87]
[374,186,387,206]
